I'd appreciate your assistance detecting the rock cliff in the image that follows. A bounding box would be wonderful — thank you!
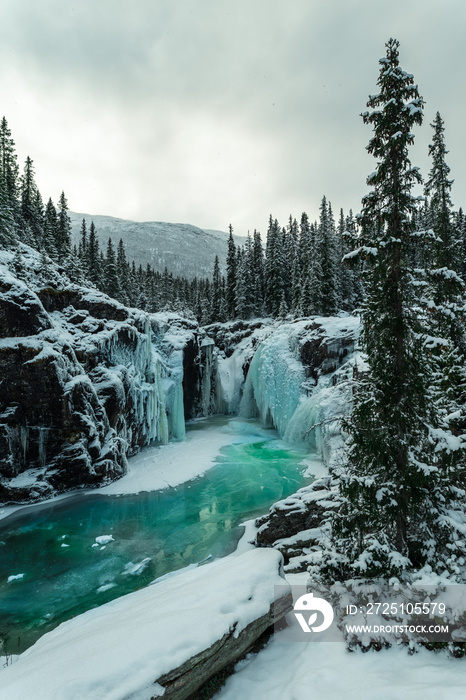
[0,247,198,504]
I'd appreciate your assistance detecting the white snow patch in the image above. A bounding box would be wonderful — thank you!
[96,583,117,594]
[215,571,465,700]
[0,549,285,700]
[98,418,252,495]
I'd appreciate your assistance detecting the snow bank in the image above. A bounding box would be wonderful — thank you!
[216,572,465,700]
[98,417,252,495]
[0,548,286,700]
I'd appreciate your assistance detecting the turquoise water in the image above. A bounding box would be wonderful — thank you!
[0,418,312,654]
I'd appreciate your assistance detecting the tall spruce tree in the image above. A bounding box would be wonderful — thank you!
[43,198,58,259]
[422,113,466,480]
[104,237,120,299]
[0,171,16,246]
[252,229,265,315]
[20,157,43,247]
[211,255,224,321]
[56,191,72,263]
[225,224,237,319]
[79,219,88,268]
[424,112,461,275]
[116,238,130,305]
[325,39,461,580]
[316,196,338,315]
[456,207,466,284]
[87,221,101,285]
[338,207,354,311]
[0,117,20,222]
[265,216,285,316]
[308,221,323,315]
[298,212,313,315]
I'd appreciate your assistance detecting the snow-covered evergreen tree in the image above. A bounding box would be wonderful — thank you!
[0,171,16,246]
[282,217,297,310]
[87,221,101,286]
[104,238,120,299]
[265,216,285,316]
[298,212,312,315]
[43,198,58,259]
[116,238,130,305]
[56,191,72,263]
[225,224,237,319]
[252,229,265,315]
[211,254,224,321]
[0,116,20,223]
[420,112,466,499]
[316,196,338,315]
[338,208,354,311]
[308,221,323,315]
[20,156,43,247]
[324,39,464,581]
[243,233,256,318]
[78,219,88,270]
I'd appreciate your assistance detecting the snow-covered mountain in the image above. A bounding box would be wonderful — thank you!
[69,212,242,279]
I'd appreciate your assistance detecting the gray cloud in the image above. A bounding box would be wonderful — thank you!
[0,0,465,233]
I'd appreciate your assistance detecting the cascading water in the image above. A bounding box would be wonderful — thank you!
[239,325,306,437]
[237,318,358,462]
[101,317,187,445]
[284,361,354,464]
[200,337,215,416]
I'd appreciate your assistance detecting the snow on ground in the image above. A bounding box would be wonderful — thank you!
[0,418,258,520]
[300,454,328,480]
[0,547,285,700]
[98,417,262,495]
[214,571,465,700]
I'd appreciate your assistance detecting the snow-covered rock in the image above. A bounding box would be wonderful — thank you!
[0,248,197,505]
[0,548,291,700]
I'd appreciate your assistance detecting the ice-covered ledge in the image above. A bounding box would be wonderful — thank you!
[0,548,292,700]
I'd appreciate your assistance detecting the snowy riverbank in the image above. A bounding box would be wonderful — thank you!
[215,570,465,700]
[2,558,462,700]
[1,418,463,699]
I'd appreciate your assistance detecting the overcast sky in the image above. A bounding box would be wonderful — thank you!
[0,0,465,234]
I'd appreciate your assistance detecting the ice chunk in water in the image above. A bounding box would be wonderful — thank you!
[95,535,114,545]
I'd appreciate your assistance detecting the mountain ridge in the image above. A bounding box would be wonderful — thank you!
[69,212,243,279]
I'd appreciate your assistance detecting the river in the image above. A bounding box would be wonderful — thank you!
[0,416,318,655]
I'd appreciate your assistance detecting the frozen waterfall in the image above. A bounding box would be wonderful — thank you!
[239,326,306,437]
[102,318,186,446]
[238,320,356,463]
[200,337,215,417]
[284,362,353,465]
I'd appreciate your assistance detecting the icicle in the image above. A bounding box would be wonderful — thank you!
[155,361,169,445]
[38,427,48,467]
[145,318,153,372]
[200,337,215,417]
[20,425,28,463]
[168,369,186,439]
